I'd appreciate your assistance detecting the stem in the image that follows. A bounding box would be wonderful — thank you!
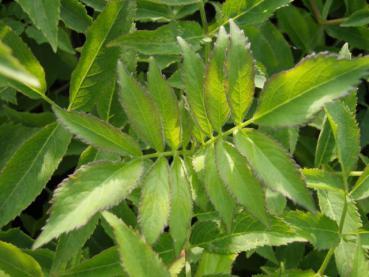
[310,0,323,24]
[323,18,346,25]
[322,0,333,20]
[309,0,345,26]
[317,248,335,275]
[349,171,363,177]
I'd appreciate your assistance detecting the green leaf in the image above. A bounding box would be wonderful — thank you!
[139,157,171,244]
[0,123,71,227]
[326,26,369,51]
[204,145,236,231]
[148,58,181,149]
[143,0,199,5]
[0,22,46,98]
[195,252,236,277]
[302,168,344,192]
[33,160,144,248]
[215,140,268,225]
[226,20,254,124]
[191,214,306,254]
[0,241,43,277]
[53,107,141,156]
[351,164,369,200]
[80,0,105,11]
[318,191,362,233]
[15,0,60,52]
[51,215,99,272]
[314,118,335,167]
[252,54,369,127]
[342,7,369,27]
[68,0,135,111]
[234,129,316,212]
[216,0,292,30]
[325,101,360,181]
[335,239,369,277]
[282,211,339,250]
[62,247,125,277]
[102,211,171,277]
[178,37,212,136]
[204,27,230,131]
[60,0,92,33]
[110,21,203,55]
[276,5,322,52]
[169,156,192,255]
[244,21,293,75]
[117,61,164,151]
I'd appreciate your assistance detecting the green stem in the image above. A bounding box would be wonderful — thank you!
[310,0,323,24]
[317,248,335,275]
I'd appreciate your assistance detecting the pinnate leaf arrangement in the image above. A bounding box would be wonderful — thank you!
[1,0,369,276]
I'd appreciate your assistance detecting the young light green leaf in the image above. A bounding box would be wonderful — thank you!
[215,140,268,225]
[283,211,339,250]
[53,107,141,156]
[0,22,46,99]
[0,241,43,277]
[139,157,170,244]
[191,214,306,254]
[169,156,192,255]
[195,252,236,277]
[234,129,316,212]
[60,0,92,33]
[148,58,181,149]
[178,37,212,136]
[0,41,41,90]
[351,164,369,200]
[252,54,369,127]
[335,239,369,277]
[204,145,235,231]
[110,21,203,55]
[51,215,99,272]
[68,0,135,111]
[0,123,71,228]
[117,61,164,151]
[102,211,171,277]
[15,0,60,52]
[63,247,124,277]
[216,0,292,30]
[33,160,144,249]
[227,20,254,124]
[204,27,230,131]
[325,101,360,181]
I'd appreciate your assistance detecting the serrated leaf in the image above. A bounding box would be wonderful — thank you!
[314,118,335,167]
[51,215,99,272]
[178,37,212,136]
[216,0,292,31]
[226,20,254,124]
[102,211,171,277]
[33,160,144,249]
[117,61,164,151]
[169,156,192,255]
[302,168,344,192]
[335,239,369,277]
[204,145,236,231]
[0,123,71,227]
[0,241,43,277]
[252,54,369,127]
[53,107,141,156]
[318,191,362,233]
[110,21,203,55]
[148,58,181,149]
[15,0,60,52]
[234,129,316,212]
[215,140,268,225]
[62,247,125,277]
[204,27,230,131]
[60,0,92,33]
[68,0,135,111]
[0,22,46,99]
[191,214,306,254]
[283,211,339,250]
[139,157,170,244]
[325,101,360,181]
[351,164,369,200]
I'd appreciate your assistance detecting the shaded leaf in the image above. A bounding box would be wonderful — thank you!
[60,0,92,33]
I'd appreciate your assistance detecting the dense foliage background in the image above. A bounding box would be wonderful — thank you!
[1,0,369,276]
